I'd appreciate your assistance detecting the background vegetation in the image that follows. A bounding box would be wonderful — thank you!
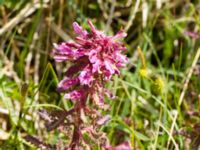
[0,0,200,149]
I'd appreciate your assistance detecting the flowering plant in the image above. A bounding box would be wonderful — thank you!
[25,20,130,150]
[53,20,128,106]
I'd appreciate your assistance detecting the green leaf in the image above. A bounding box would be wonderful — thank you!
[0,88,18,126]
[0,0,4,5]
[134,130,150,141]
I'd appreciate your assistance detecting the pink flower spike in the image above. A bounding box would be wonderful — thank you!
[53,20,128,103]
[51,20,129,149]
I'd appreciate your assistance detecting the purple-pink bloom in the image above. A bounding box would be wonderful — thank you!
[52,20,127,104]
[57,77,79,92]
[79,65,94,86]
[64,89,85,101]
[184,30,200,39]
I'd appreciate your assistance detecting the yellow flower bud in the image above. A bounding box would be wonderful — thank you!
[151,77,165,95]
[139,68,149,79]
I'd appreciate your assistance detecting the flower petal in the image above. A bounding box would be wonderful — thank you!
[113,30,127,40]
[57,77,79,92]
[104,59,115,74]
[73,22,88,37]
[64,90,84,100]
[79,65,94,86]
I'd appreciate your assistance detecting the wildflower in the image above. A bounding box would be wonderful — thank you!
[184,30,200,39]
[52,20,127,105]
[139,68,149,78]
[27,21,128,150]
[151,76,165,95]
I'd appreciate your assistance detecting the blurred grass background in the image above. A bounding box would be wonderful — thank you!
[0,0,200,149]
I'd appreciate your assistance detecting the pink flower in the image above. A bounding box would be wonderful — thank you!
[57,77,79,92]
[52,20,127,104]
[79,65,94,86]
[64,89,85,100]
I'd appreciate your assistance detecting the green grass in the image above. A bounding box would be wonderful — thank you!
[0,0,200,149]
